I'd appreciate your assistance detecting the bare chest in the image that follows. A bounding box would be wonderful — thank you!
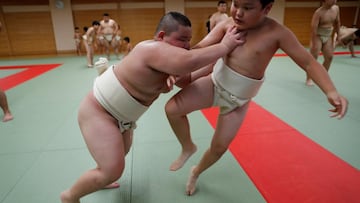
[319,9,338,25]
[225,34,277,79]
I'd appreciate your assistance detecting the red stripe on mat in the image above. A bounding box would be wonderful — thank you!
[274,50,360,57]
[202,102,360,203]
[0,64,61,91]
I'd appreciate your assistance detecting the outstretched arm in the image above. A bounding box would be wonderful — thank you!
[280,27,348,119]
[146,26,246,76]
[193,19,229,49]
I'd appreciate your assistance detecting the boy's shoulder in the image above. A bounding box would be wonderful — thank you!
[259,17,283,31]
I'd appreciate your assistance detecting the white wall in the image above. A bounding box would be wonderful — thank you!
[49,0,75,52]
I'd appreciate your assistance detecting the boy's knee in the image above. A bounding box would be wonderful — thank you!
[165,99,178,116]
[102,167,124,183]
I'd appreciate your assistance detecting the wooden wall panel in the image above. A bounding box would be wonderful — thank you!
[1,1,360,57]
[117,8,164,45]
[286,0,354,1]
[1,0,164,5]
[185,7,214,45]
[284,7,315,46]
[340,7,358,27]
[0,26,11,56]
[0,8,11,56]
[0,0,48,6]
[4,12,56,55]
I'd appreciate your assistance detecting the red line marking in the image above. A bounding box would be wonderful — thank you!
[201,51,360,202]
[202,103,360,203]
[0,64,61,91]
[274,50,360,57]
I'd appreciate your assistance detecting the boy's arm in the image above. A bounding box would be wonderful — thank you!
[173,64,214,88]
[97,24,102,35]
[310,10,320,44]
[113,20,119,34]
[280,27,348,119]
[334,5,342,43]
[193,19,228,49]
[303,58,347,119]
[145,26,245,76]
[85,28,94,44]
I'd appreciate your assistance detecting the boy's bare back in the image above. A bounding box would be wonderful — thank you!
[113,25,244,106]
[113,40,177,106]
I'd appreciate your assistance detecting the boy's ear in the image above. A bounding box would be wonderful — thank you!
[263,3,273,15]
[155,31,166,41]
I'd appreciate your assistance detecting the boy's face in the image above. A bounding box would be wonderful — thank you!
[103,16,110,22]
[324,0,337,6]
[230,0,272,30]
[218,3,227,13]
[163,25,192,50]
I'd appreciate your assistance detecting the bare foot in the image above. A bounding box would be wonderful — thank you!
[186,166,199,196]
[169,144,197,171]
[305,79,314,86]
[60,190,80,203]
[2,113,13,122]
[102,182,120,189]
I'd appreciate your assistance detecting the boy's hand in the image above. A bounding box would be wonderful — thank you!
[327,91,348,119]
[221,26,246,51]
[164,75,176,92]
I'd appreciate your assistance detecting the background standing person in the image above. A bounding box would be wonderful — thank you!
[306,0,341,86]
[209,0,228,31]
[74,27,82,56]
[122,36,132,57]
[60,11,245,203]
[83,21,100,68]
[113,24,122,59]
[98,13,119,60]
[334,26,360,57]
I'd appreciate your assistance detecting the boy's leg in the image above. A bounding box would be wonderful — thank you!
[307,38,322,85]
[322,39,334,71]
[84,43,92,67]
[61,95,126,203]
[348,41,356,57]
[186,102,249,195]
[0,89,13,122]
[165,75,214,171]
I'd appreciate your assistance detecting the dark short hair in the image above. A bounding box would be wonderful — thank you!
[260,0,274,8]
[92,20,100,26]
[103,13,109,16]
[124,36,130,42]
[218,0,227,6]
[154,11,191,36]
